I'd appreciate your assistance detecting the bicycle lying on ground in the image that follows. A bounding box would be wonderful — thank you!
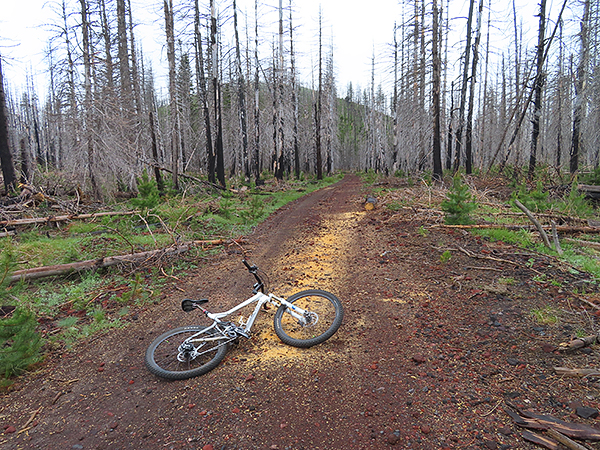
[145,260,344,380]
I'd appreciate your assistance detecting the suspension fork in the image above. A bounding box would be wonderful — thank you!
[272,295,309,324]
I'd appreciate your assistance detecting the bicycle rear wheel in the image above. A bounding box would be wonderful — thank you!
[274,289,343,348]
[145,326,228,380]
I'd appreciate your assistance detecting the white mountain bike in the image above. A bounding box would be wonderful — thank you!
[145,260,344,380]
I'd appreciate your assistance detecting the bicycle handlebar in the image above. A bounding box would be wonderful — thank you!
[242,259,265,293]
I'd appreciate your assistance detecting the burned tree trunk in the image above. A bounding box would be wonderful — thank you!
[0,56,17,194]
[569,0,591,175]
[233,0,249,179]
[164,0,180,190]
[431,0,442,180]
[528,0,547,179]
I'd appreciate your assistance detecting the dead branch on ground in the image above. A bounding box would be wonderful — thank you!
[514,200,552,249]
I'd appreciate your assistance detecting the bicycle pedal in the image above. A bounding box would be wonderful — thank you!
[236,328,250,339]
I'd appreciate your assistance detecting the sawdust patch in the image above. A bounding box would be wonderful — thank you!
[242,211,364,364]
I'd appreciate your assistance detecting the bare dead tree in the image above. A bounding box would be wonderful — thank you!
[289,0,300,179]
[194,0,214,182]
[164,0,180,190]
[99,0,115,92]
[210,0,225,187]
[252,0,261,183]
[80,0,101,200]
[127,0,142,117]
[315,8,323,180]
[0,55,18,193]
[432,0,442,180]
[453,0,475,172]
[116,0,132,109]
[233,0,250,180]
[465,0,484,174]
[527,0,547,179]
[570,0,591,174]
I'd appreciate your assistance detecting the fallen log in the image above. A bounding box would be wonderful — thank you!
[439,224,600,234]
[564,238,600,251]
[0,211,138,228]
[555,367,600,377]
[546,429,592,450]
[521,430,560,450]
[8,238,243,283]
[511,408,600,441]
[9,245,190,283]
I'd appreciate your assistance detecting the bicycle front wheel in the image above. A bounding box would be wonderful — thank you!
[274,289,343,348]
[145,326,228,380]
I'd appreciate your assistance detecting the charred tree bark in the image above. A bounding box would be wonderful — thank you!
[80,0,101,200]
[453,0,475,172]
[528,0,547,180]
[210,0,225,188]
[252,0,261,183]
[149,110,164,194]
[315,10,323,180]
[233,0,250,180]
[0,56,17,194]
[432,0,442,180]
[391,23,400,172]
[274,0,285,180]
[570,0,591,175]
[164,0,180,190]
[116,0,132,108]
[290,1,300,179]
[465,0,484,174]
[446,81,455,171]
[194,0,214,185]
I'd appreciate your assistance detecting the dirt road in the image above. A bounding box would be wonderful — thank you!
[2,174,600,449]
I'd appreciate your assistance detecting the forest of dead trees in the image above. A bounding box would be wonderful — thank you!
[0,0,598,199]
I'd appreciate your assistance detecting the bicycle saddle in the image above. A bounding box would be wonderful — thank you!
[181,299,209,312]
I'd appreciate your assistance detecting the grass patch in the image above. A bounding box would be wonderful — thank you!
[531,306,560,326]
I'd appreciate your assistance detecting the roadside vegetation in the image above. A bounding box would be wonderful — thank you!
[372,168,600,350]
[4,167,600,387]
[0,172,341,386]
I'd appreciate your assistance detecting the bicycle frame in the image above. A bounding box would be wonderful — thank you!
[189,291,309,343]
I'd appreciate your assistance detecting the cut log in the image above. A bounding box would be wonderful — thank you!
[364,197,377,211]
[578,184,600,199]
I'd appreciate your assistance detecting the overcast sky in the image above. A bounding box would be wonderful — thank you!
[0,0,567,98]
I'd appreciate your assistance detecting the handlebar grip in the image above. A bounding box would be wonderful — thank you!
[242,259,252,269]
